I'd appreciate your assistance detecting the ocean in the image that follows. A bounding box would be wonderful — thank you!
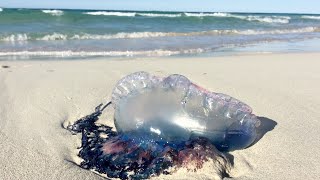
[0,8,320,59]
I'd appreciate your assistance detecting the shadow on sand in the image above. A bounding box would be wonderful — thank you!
[223,116,277,177]
[249,116,278,147]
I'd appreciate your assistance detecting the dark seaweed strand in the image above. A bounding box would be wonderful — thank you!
[66,102,177,179]
[66,102,117,167]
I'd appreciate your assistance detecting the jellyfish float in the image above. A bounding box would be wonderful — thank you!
[67,72,260,179]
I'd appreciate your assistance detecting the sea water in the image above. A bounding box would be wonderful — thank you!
[0,8,320,59]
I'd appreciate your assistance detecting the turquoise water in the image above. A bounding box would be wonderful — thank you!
[0,8,320,59]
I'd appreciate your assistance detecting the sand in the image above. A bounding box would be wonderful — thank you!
[0,53,320,179]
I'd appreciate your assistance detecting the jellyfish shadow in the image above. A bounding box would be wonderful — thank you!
[221,117,277,178]
[249,116,277,147]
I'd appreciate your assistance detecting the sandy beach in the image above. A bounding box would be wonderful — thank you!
[0,53,320,179]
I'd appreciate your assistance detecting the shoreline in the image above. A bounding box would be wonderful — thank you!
[2,37,320,62]
[1,51,320,64]
[1,52,320,179]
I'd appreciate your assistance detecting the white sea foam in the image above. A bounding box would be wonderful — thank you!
[0,49,205,57]
[84,11,136,17]
[224,14,290,24]
[81,11,291,23]
[38,33,68,41]
[84,11,181,17]
[1,34,28,42]
[1,27,318,42]
[237,27,319,35]
[245,15,290,24]
[83,11,229,18]
[184,12,230,17]
[184,12,290,23]
[42,10,64,16]
[70,32,172,40]
[185,27,318,36]
[138,13,182,18]
[0,8,3,12]
[301,15,320,20]
[71,27,320,39]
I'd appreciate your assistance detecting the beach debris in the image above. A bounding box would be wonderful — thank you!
[1,65,10,68]
[67,71,260,179]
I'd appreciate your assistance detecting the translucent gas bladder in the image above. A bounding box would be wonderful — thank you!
[112,72,260,151]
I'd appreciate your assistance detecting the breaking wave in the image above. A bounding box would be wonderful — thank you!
[301,15,320,20]
[238,27,320,35]
[181,12,290,23]
[244,15,290,24]
[0,8,3,12]
[0,49,205,57]
[184,12,230,17]
[42,9,64,16]
[82,11,290,23]
[0,34,29,41]
[84,11,136,17]
[197,13,290,23]
[1,27,319,42]
[40,33,68,41]
[6,9,320,24]
[185,13,291,23]
[137,13,182,17]
[84,11,182,17]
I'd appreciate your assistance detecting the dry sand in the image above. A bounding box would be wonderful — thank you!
[0,53,319,179]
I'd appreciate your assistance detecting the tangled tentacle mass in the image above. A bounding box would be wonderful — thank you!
[67,103,231,179]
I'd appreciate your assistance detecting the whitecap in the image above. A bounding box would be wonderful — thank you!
[37,33,68,41]
[42,10,64,16]
[84,11,136,17]
[221,14,290,24]
[1,27,319,42]
[301,15,320,20]
[183,12,290,24]
[245,15,290,24]
[0,49,205,57]
[137,13,182,18]
[184,12,231,17]
[237,27,319,35]
[70,32,172,40]
[0,34,28,42]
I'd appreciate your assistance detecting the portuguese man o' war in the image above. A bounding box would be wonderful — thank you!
[67,72,261,179]
[112,72,260,151]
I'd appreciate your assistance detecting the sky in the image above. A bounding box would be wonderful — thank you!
[1,0,320,14]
